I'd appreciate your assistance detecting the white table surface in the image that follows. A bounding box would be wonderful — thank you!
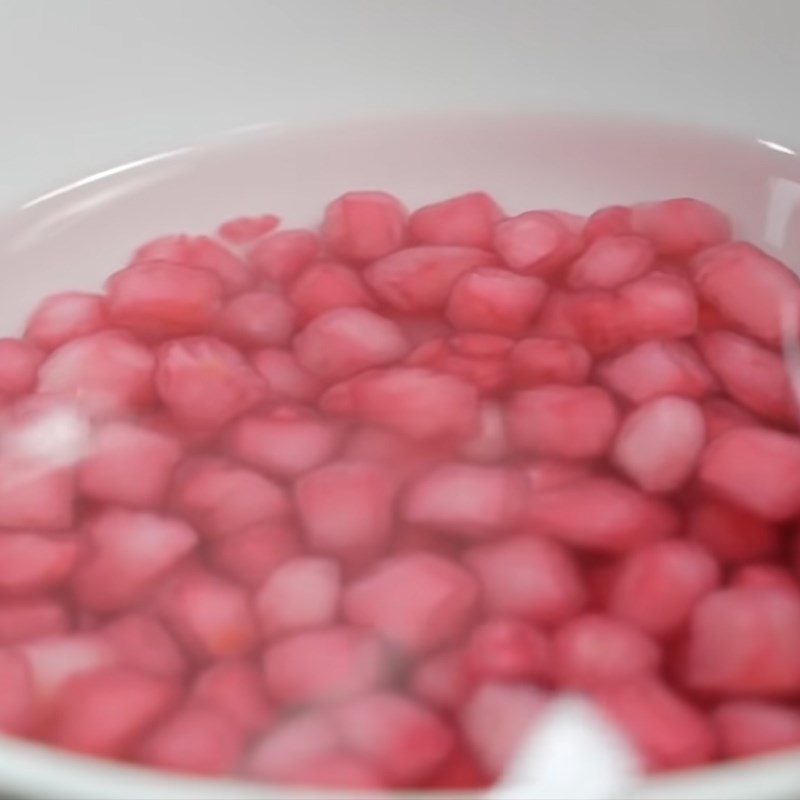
[1,0,799,211]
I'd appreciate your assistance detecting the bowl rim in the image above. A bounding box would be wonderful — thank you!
[8,108,800,220]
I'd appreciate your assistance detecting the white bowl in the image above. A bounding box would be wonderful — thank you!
[1,112,800,800]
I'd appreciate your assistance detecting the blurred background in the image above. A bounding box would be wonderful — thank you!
[2,0,800,208]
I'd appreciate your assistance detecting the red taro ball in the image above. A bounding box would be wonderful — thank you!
[217,213,279,245]
[464,534,586,623]
[322,366,479,441]
[461,682,548,777]
[598,339,716,403]
[687,500,779,564]
[215,290,295,348]
[700,427,800,520]
[106,261,223,339]
[698,330,796,424]
[411,649,471,711]
[365,246,495,312]
[79,421,182,508]
[684,585,800,696]
[159,568,259,660]
[131,235,251,295]
[294,306,409,381]
[691,242,800,345]
[138,702,245,776]
[0,340,42,397]
[445,267,547,336]
[507,385,619,459]
[0,532,79,595]
[255,556,340,637]
[465,618,552,682]
[595,677,717,770]
[409,192,502,248]
[206,522,298,587]
[104,613,186,678]
[344,553,478,654]
[24,292,108,351]
[567,234,655,289]
[0,599,70,645]
[250,346,320,402]
[288,260,376,324]
[629,198,730,257]
[71,509,197,613]
[155,336,266,429]
[262,626,390,705]
[493,210,582,278]
[402,462,526,538]
[523,477,677,553]
[37,330,155,417]
[0,651,35,734]
[51,667,177,758]
[228,405,343,477]
[510,337,592,387]
[192,659,274,734]
[295,460,396,564]
[332,691,455,785]
[611,396,706,493]
[248,229,319,285]
[552,613,661,689]
[714,701,800,758]
[170,456,289,538]
[322,191,408,263]
[609,540,720,637]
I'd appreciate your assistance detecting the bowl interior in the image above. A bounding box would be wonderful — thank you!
[2,112,800,800]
